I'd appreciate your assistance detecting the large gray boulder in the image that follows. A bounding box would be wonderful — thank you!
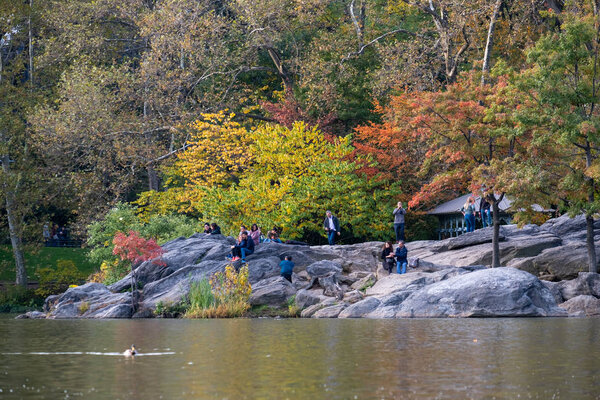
[558,295,600,317]
[312,303,347,318]
[48,283,133,319]
[306,260,342,278]
[431,227,505,252]
[295,289,324,309]
[556,272,600,301]
[540,214,600,242]
[395,268,567,318]
[338,297,381,318]
[249,276,296,307]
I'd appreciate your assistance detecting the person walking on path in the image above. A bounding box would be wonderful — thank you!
[381,241,395,274]
[279,255,294,283]
[393,201,406,241]
[395,240,408,274]
[461,197,476,233]
[323,210,340,245]
[478,197,492,228]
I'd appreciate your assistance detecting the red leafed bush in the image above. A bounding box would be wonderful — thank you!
[112,231,165,266]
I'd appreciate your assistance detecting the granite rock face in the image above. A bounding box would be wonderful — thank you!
[35,215,600,319]
[394,268,567,318]
[558,295,600,317]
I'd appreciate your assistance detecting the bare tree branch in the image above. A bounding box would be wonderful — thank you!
[340,28,418,63]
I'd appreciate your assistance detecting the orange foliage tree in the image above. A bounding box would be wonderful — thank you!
[356,69,537,267]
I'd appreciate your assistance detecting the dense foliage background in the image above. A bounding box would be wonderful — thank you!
[2,0,600,283]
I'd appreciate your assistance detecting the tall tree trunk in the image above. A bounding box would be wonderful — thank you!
[1,155,27,287]
[585,144,598,272]
[490,193,504,268]
[28,0,33,88]
[481,0,502,85]
[147,164,159,191]
[586,214,597,273]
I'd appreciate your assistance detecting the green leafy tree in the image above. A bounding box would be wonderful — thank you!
[515,13,600,272]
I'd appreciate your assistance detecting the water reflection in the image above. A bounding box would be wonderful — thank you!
[0,317,598,399]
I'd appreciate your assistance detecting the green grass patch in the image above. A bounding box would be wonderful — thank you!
[0,245,97,281]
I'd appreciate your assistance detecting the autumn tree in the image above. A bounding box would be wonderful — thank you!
[514,13,600,273]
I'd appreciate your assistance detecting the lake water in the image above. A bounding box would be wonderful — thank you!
[0,316,599,399]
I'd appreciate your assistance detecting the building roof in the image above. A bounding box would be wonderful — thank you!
[428,194,547,215]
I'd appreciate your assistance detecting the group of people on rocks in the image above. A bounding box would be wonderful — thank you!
[461,197,493,233]
[206,201,412,278]
[203,222,283,263]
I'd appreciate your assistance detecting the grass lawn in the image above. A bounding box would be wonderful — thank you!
[0,245,98,282]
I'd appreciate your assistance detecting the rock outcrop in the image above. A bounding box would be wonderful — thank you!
[35,214,600,319]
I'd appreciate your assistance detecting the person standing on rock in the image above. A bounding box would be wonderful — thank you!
[395,240,408,274]
[393,201,407,241]
[478,197,492,228]
[279,255,294,283]
[461,197,476,233]
[323,210,341,245]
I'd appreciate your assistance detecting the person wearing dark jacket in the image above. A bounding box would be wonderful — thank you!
[393,201,407,241]
[230,232,255,262]
[209,223,221,235]
[381,241,395,274]
[279,255,294,283]
[323,210,341,245]
[479,198,492,228]
[203,223,212,234]
[395,240,408,274]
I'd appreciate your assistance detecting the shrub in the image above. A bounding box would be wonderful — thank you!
[87,203,199,284]
[35,260,86,298]
[154,300,186,318]
[0,285,43,313]
[78,301,89,314]
[185,265,252,318]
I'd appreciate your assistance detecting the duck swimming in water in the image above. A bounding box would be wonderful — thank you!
[123,345,137,357]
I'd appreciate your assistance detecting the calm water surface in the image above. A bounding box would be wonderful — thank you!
[0,316,599,399]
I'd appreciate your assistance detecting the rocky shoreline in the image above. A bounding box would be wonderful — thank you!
[19,214,600,320]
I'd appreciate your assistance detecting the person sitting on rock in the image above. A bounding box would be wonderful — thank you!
[209,223,221,235]
[381,241,395,274]
[395,240,408,274]
[203,222,211,234]
[279,255,294,283]
[249,224,261,246]
[230,231,255,262]
[263,231,282,243]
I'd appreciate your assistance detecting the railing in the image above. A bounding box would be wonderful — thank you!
[44,239,84,248]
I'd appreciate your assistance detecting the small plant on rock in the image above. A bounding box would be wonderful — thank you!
[185,264,252,318]
[112,231,165,312]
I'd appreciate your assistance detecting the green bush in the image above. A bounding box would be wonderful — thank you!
[0,285,43,313]
[87,203,143,266]
[185,265,252,318]
[87,202,200,284]
[35,259,86,298]
[187,278,214,310]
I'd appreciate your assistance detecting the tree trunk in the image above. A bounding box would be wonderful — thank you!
[586,214,597,273]
[490,194,503,268]
[147,164,159,191]
[28,0,33,88]
[130,264,137,312]
[481,0,502,85]
[1,155,27,287]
